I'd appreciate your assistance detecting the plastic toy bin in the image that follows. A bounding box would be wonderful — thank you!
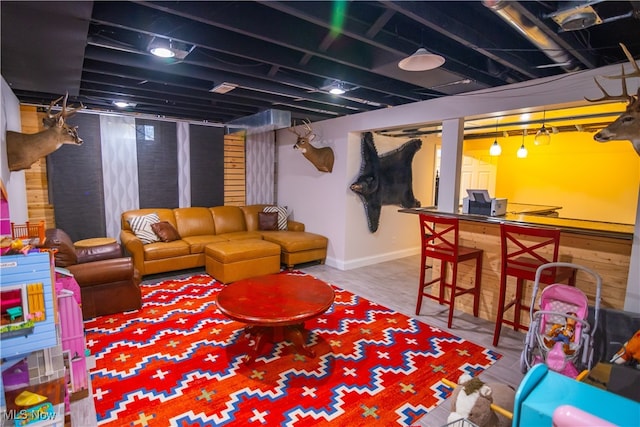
[513,364,640,427]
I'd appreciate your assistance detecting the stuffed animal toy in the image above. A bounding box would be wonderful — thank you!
[611,329,640,367]
[447,374,515,427]
[543,312,577,355]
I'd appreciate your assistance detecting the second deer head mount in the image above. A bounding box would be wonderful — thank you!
[586,43,640,156]
[6,93,85,171]
[288,119,335,173]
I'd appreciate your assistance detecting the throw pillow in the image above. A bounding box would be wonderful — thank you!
[258,211,278,231]
[263,206,288,230]
[151,221,181,242]
[127,212,161,244]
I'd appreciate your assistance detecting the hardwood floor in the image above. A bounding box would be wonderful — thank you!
[74,255,526,426]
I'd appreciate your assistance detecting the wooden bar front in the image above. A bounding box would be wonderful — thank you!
[404,208,633,325]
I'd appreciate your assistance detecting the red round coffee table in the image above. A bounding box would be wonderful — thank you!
[216,273,335,363]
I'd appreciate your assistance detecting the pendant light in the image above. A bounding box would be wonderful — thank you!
[534,110,551,146]
[517,131,528,158]
[398,48,445,71]
[489,119,502,156]
[398,29,445,71]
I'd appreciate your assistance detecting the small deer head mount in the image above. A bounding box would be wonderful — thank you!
[6,93,84,171]
[586,43,640,156]
[288,119,334,173]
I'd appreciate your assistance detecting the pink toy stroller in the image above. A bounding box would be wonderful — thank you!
[520,262,601,378]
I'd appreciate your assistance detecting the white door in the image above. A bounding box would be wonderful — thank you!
[460,153,497,204]
[436,148,497,205]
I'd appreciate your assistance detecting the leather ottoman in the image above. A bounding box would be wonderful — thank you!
[205,239,281,284]
[261,232,328,269]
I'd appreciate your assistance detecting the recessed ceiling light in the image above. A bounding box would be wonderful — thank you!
[148,37,193,60]
[113,101,136,108]
[329,81,346,95]
[150,46,175,58]
[210,83,238,94]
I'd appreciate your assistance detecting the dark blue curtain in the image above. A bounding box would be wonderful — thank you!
[135,119,178,209]
[48,114,105,241]
[190,125,224,207]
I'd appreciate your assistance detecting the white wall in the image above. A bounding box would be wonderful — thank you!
[0,76,28,226]
[275,62,640,311]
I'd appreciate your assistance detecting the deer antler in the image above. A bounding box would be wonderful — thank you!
[287,119,314,138]
[42,93,85,128]
[605,43,640,80]
[585,43,640,103]
[586,43,640,156]
[301,119,315,138]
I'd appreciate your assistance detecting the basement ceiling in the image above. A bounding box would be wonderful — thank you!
[2,1,639,125]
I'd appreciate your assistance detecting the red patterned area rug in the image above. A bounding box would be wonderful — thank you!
[85,271,501,426]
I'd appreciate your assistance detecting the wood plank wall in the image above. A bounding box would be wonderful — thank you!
[224,131,246,206]
[427,220,632,327]
[17,108,247,226]
[19,106,55,229]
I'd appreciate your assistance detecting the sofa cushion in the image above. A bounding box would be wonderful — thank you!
[174,207,215,237]
[122,208,176,231]
[240,204,268,231]
[143,240,190,260]
[217,231,264,241]
[128,212,161,244]
[151,221,181,242]
[263,206,288,230]
[181,235,227,254]
[258,211,278,230]
[210,206,247,234]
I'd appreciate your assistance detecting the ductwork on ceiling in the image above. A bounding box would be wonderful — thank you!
[226,109,292,135]
[482,0,580,72]
[544,0,636,32]
[546,1,605,31]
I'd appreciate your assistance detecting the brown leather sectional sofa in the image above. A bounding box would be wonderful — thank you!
[120,204,328,277]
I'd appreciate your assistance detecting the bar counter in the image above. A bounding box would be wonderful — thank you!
[400,206,633,326]
[402,204,634,240]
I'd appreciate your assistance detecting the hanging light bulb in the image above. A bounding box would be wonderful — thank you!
[517,132,528,158]
[489,140,502,156]
[489,119,502,156]
[534,110,551,146]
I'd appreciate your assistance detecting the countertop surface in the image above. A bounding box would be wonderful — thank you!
[400,205,635,240]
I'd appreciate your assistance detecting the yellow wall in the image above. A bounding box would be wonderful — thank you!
[464,132,639,224]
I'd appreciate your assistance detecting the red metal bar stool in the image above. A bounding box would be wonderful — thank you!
[493,222,577,346]
[416,213,483,329]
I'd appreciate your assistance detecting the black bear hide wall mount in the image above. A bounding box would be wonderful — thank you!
[350,132,422,233]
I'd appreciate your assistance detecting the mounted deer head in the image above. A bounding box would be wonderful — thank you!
[586,43,640,156]
[6,94,84,171]
[288,119,334,173]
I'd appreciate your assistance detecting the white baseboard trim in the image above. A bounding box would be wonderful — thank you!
[325,247,420,271]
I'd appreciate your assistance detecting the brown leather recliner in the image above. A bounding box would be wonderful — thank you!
[42,228,142,320]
